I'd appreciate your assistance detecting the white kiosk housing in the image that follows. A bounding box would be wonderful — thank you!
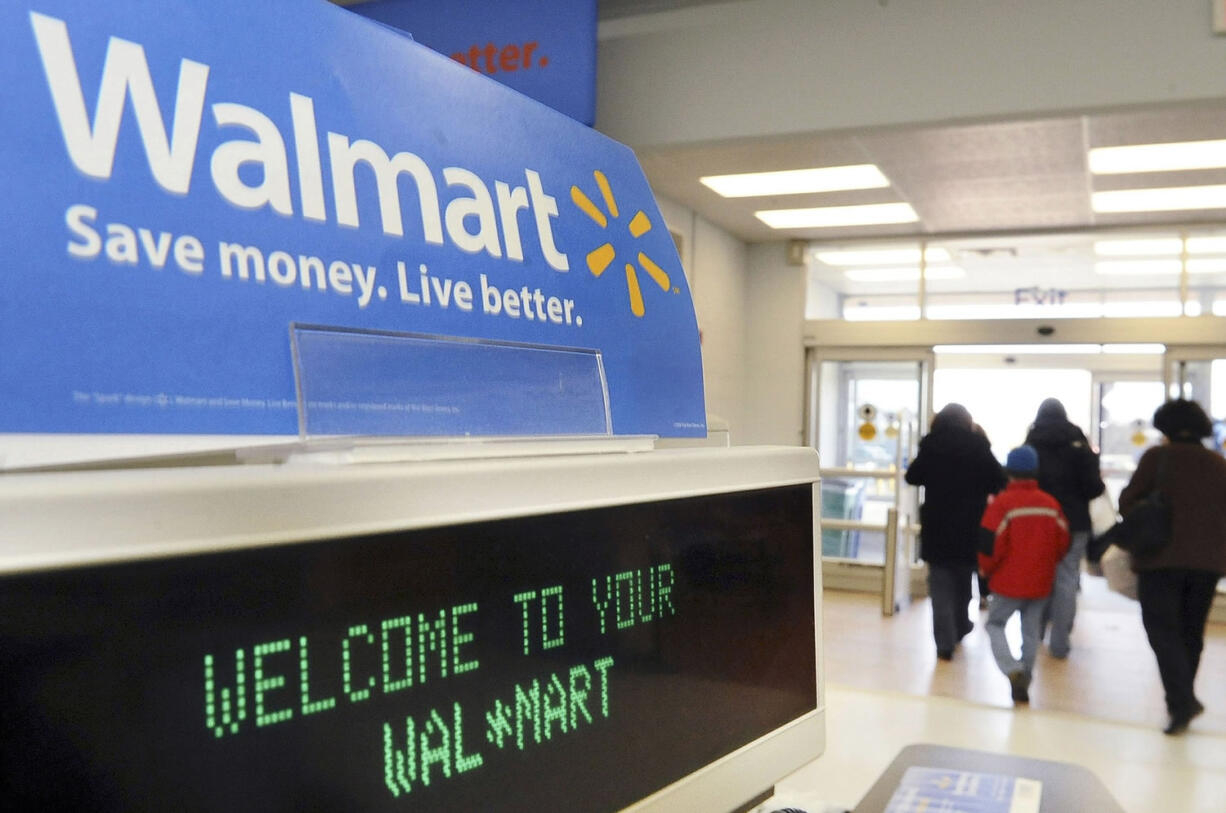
[0,444,823,811]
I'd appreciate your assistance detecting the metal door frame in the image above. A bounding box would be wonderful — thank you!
[806,346,934,614]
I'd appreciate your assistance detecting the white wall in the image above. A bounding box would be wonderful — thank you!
[598,0,1226,147]
[742,242,806,445]
[657,196,746,438]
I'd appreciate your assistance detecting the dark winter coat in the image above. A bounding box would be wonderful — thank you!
[905,426,1006,566]
[1024,419,1105,533]
[1120,441,1226,576]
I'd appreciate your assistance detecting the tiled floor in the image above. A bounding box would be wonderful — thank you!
[757,576,1226,812]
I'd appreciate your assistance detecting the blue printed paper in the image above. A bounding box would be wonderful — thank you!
[885,766,1042,813]
[0,1,705,437]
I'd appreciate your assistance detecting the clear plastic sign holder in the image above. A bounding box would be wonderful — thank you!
[286,324,646,463]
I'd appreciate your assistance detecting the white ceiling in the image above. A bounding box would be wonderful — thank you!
[635,103,1226,244]
[337,0,1226,297]
[632,102,1226,301]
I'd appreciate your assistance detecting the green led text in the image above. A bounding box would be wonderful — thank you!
[203,601,480,738]
[512,584,565,655]
[381,656,613,798]
[591,563,675,634]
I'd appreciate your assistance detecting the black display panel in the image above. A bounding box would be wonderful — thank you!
[0,485,816,812]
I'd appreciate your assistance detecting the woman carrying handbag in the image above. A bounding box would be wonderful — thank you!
[1118,399,1226,735]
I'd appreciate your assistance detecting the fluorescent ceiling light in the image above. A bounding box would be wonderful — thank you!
[1088,139,1226,174]
[1187,258,1226,274]
[1095,259,1181,275]
[1095,258,1226,275]
[1091,185,1226,213]
[1101,301,1183,318]
[700,165,888,198]
[1101,344,1165,355]
[756,202,918,229]
[1094,236,1226,256]
[841,305,921,322]
[843,266,965,282]
[925,303,1105,320]
[933,344,1102,355]
[1187,236,1226,254]
[1093,238,1183,256]
[816,247,951,265]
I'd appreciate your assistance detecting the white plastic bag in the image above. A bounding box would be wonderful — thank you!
[1089,492,1118,537]
[1101,545,1137,600]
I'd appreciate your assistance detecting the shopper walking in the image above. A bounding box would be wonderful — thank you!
[979,445,1070,704]
[1024,397,1105,658]
[905,403,1006,661]
[1120,399,1226,735]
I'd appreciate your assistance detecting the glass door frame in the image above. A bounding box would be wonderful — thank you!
[1091,369,1167,500]
[805,346,934,611]
[804,346,935,454]
[1164,344,1226,401]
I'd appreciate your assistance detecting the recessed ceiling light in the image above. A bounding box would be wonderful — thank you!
[1101,344,1166,354]
[1088,139,1226,174]
[1091,185,1226,213]
[1186,236,1226,254]
[1094,260,1182,275]
[1101,301,1183,318]
[700,165,889,198]
[1095,258,1226,275]
[816,247,951,265]
[933,344,1102,355]
[842,305,921,321]
[1093,238,1183,256]
[755,202,919,229]
[1094,236,1226,256]
[1187,258,1226,274]
[843,266,965,282]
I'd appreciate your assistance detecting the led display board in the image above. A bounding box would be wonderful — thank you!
[0,450,820,811]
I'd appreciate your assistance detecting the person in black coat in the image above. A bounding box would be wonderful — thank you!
[1024,398,1106,658]
[905,403,1007,660]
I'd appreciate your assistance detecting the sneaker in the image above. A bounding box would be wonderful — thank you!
[1008,670,1030,704]
[958,619,975,639]
[937,648,954,661]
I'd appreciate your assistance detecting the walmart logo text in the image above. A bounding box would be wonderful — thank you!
[30,12,570,271]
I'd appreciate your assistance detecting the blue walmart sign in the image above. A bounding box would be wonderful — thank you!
[0,0,706,437]
[348,0,597,125]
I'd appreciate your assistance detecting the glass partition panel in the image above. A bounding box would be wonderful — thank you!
[816,359,924,564]
[1097,379,1166,504]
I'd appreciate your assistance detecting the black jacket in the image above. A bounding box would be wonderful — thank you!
[1024,419,1105,533]
[905,427,1006,566]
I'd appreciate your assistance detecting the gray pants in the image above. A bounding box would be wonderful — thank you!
[1047,531,1089,658]
[986,593,1049,678]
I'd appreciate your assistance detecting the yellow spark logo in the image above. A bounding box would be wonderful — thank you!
[570,170,673,318]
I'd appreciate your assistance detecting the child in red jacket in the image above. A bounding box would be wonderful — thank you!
[979,445,1070,704]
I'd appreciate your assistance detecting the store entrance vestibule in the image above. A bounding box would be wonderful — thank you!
[803,319,1210,614]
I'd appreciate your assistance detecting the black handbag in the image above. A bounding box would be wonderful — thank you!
[1100,449,1171,558]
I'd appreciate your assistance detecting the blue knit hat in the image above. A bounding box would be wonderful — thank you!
[1004,444,1039,476]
